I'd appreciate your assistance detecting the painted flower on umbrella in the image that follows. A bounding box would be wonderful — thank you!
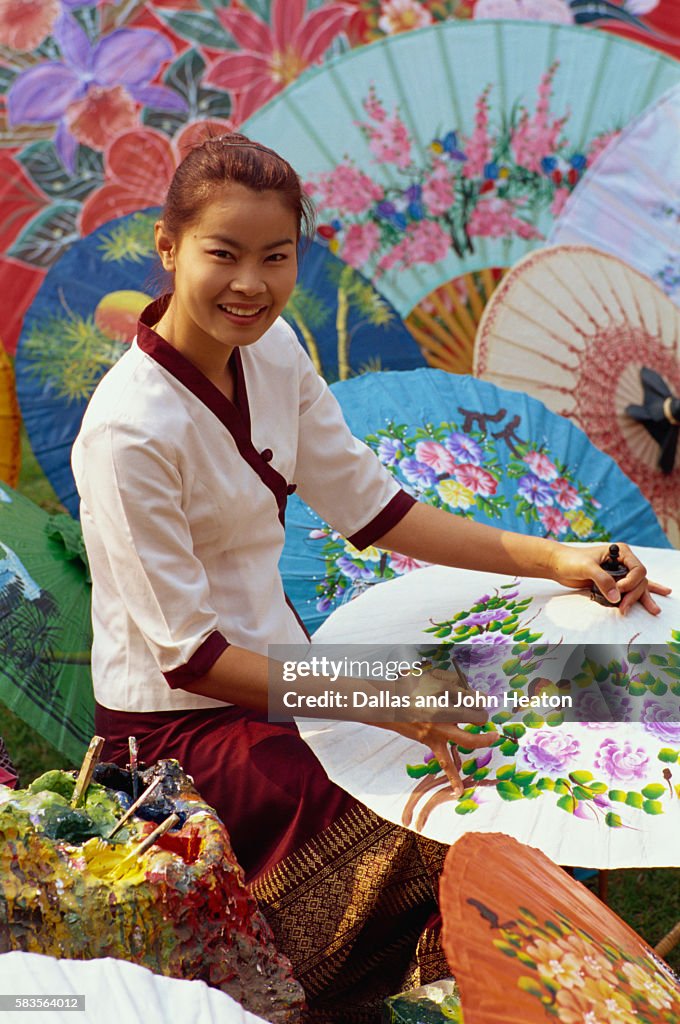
[445,432,484,465]
[641,699,680,744]
[523,450,558,480]
[550,476,582,510]
[593,738,649,782]
[7,14,185,170]
[521,729,580,773]
[538,505,569,536]
[517,474,554,507]
[414,440,457,475]
[454,463,498,496]
[399,457,438,489]
[205,0,349,125]
[376,436,405,466]
[377,0,434,33]
[621,960,676,1012]
[554,975,637,1024]
[390,552,429,575]
[436,478,475,510]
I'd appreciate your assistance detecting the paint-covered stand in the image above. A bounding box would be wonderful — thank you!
[0,760,305,1023]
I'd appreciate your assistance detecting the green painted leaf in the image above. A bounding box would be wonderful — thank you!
[609,789,627,802]
[514,771,537,786]
[641,784,666,800]
[658,748,679,763]
[589,782,608,795]
[625,792,644,809]
[643,799,664,815]
[497,780,524,801]
[502,657,523,674]
[554,780,570,795]
[628,680,647,697]
[568,770,594,785]
[8,202,80,269]
[496,763,517,780]
[537,778,555,791]
[572,786,592,801]
[156,11,233,51]
[472,768,490,781]
[650,680,668,696]
[605,811,623,828]
[650,654,669,666]
[406,760,441,778]
[455,800,478,815]
[556,794,576,813]
[627,651,643,664]
[503,723,526,739]
[500,740,519,756]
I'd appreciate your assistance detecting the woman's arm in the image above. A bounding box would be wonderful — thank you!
[375,501,671,615]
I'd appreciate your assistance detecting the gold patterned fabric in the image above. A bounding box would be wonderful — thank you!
[252,802,449,1024]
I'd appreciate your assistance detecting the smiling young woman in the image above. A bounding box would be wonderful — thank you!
[71,133,669,1023]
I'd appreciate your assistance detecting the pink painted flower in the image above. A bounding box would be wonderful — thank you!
[474,0,573,23]
[378,219,450,272]
[538,505,569,536]
[522,729,580,773]
[377,0,434,34]
[551,186,571,217]
[523,451,558,481]
[467,197,543,240]
[511,64,568,175]
[306,164,384,215]
[357,89,412,169]
[462,85,492,179]
[586,129,622,168]
[414,440,457,475]
[206,0,349,124]
[422,158,455,216]
[551,477,583,510]
[454,464,498,496]
[65,84,137,150]
[341,221,381,267]
[0,0,59,50]
[389,552,429,575]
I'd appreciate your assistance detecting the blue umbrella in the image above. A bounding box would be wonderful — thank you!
[16,213,422,517]
[280,369,671,633]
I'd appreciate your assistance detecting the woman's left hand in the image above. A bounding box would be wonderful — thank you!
[549,541,672,615]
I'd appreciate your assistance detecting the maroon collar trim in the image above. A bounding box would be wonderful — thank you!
[137,297,288,524]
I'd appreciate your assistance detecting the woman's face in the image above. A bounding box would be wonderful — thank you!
[155,183,299,358]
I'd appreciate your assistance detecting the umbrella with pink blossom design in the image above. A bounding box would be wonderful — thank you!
[241,19,680,328]
[295,545,680,869]
[280,367,669,633]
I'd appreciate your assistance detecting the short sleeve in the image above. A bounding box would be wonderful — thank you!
[290,339,416,546]
[74,422,228,686]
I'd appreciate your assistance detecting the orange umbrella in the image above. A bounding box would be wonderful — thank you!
[440,832,680,1024]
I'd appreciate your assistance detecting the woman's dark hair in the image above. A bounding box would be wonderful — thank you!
[161,132,316,246]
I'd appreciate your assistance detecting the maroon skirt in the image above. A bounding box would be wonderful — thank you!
[96,702,448,1024]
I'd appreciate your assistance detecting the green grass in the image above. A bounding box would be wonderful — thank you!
[2,416,680,974]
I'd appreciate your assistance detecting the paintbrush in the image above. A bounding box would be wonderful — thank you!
[71,736,105,807]
[107,777,162,839]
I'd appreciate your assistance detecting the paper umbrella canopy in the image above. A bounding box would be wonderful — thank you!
[15,210,421,518]
[0,952,270,1024]
[297,545,680,870]
[280,367,670,634]
[0,481,93,762]
[549,83,680,307]
[439,832,680,1024]
[474,245,680,546]
[242,20,680,323]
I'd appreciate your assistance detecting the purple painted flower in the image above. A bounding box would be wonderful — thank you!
[316,596,332,613]
[462,607,511,628]
[377,437,404,466]
[336,556,375,582]
[468,632,512,669]
[399,457,438,489]
[444,432,484,465]
[641,699,680,744]
[593,738,649,782]
[8,12,186,170]
[521,729,580,773]
[517,474,555,507]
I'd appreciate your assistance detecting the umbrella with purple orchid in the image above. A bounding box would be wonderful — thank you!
[7,11,187,172]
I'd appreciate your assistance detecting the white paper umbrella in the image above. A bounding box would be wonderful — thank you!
[549,83,680,306]
[298,545,680,869]
[474,244,680,546]
[0,951,269,1024]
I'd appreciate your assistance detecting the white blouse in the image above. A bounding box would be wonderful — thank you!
[71,299,415,713]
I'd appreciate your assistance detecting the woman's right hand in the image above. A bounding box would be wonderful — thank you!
[379,719,500,798]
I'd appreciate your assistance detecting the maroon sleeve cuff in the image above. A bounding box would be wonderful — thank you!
[164,630,229,689]
[347,490,417,550]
